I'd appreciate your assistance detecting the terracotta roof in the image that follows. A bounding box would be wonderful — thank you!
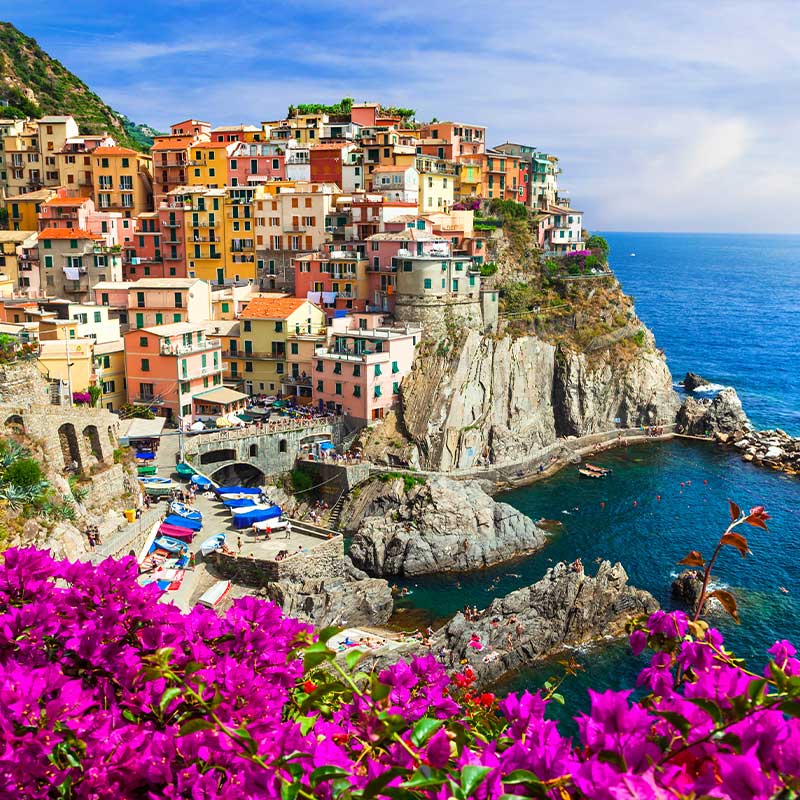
[94,146,141,157]
[241,296,310,319]
[44,197,89,207]
[371,165,412,173]
[39,227,103,241]
[151,136,196,150]
[310,142,350,151]
[192,141,233,149]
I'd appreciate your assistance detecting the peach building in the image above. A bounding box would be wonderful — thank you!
[123,321,223,423]
[92,146,153,217]
[313,313,422,424]
[125,277,212,329]
[293,250,369,319]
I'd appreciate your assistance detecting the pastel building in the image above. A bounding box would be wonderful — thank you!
[313,313,422,424]
[6,187,59,231]
[544,206,584,254]
[123,322,223,422]
[370,165,419,203]
[417,122,486,158]
[56,133,113,196]
[227,141,285,187]
[92,146,153,217]
[187,141,234,189]
[0,230,36,294]
[125,277,212,329]
[238,296,326,396]
[293,250,369,319]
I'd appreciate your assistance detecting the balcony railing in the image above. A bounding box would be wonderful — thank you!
[132,394,166,405]
[160,340,219,356]
[240,350,286,361]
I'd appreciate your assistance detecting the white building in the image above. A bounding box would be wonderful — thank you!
[370,165,419,204]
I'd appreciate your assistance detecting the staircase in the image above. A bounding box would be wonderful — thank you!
[326,494,347,531]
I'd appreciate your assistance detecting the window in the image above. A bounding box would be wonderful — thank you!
[245,361,253,372]
[221,302,229,313]
[316,379,324,392]
[141,358,150,372]
[275,321,283,332]
[243,320,251,332]
[374,364,382,377]
[180,381,190,394]
[353,385,361,397]
[353,364,361,377]
[374,385,382,398]
[290,342,298,355]
[135,313,144,328]
[391,361,399,374]
[155,313,163,324]
[121,158,129,168]
[44,255,53,268]
[423,278,432,289]
[173,313,182,322]
[393,382,400,395]
[174,292,183,308]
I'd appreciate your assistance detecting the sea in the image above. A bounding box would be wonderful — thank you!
[392,232,800,725]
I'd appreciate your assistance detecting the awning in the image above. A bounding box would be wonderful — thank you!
[120,417,167,441]
[194,386,249,405]
[319,441,335,451]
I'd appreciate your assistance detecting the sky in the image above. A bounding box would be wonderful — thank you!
[6,0,800,232]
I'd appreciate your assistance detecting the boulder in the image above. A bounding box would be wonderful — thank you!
[682,372,710,392]
[676,387,750,435]
[360,561,657,688]
[349,475,546,576]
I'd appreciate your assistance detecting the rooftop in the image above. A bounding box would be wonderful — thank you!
[44,197,90,207]
[135,322,213,337]
[367,229,445,242]
[128,278,202,289]
[193,386,249,404]
[241,296,311,319]
[94,146,142,157]
[151,136,196,150]
[0,230,36,243]
[39,227,103,241]
[12,189,56,202]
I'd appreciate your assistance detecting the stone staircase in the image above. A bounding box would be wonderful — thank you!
[326,494,346,531]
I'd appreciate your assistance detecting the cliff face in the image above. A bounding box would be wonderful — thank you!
[390,316,678,472]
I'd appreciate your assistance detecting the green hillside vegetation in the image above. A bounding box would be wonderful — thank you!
[0,21,160,151]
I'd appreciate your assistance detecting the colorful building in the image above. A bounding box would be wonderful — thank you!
[92,146,153,217]
[294,250,369,319]
[0,230,36,294]
[6,187,59,231]
[125,277,212,329]
[313,313,421,424]
[370,165,419,204]
[417,122,486,158]
[123,322,223,423]
[238,296,326,396]
[187,141,234,189]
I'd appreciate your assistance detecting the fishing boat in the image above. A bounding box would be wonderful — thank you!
[232,505,282,529]
[137,465,158,476]
[164,513,202,531]
[191,474,213,490]
[215,485,262,496]
[140,476,172,485]
[222,496,259,508]
[200,532,226,557]
[169,501,203,521]
[158,522,196,541]
[175,462,195,477]
[198,580,231,608]
[230,502,273,515]
[578,468,604,479]
[154,535,189,553]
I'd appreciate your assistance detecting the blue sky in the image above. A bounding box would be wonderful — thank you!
[6,1,800,232]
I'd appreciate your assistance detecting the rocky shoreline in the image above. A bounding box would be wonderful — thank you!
[715,427,800,476]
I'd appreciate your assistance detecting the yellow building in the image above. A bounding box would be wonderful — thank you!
[5,188,57,231]
[37,335,95,396]
[3,124,41,197]
[0,230,36,291]
[418,170,455,213]
[183,188,227,283]
[188,141,232,189]
[94,339,126,411]
[224,187,257,282]
[238,296,326,395]
[455,161,482,199]
[92,146,153,217]
[205,319,242,388]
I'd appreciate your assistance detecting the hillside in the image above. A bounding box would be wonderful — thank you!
[0,21,160,150]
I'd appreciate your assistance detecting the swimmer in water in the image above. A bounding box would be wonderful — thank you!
[780,586,790,594]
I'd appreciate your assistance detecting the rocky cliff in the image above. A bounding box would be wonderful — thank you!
[676,387,750,436]
[368,304,678,472]
[358,561,658,688]
[348,475,546,576]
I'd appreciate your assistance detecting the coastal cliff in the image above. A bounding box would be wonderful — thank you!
[360,282,678,472]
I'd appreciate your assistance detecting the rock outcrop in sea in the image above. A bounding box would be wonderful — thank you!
[717,427,800,476]
[347,475,546,576]
[359,561,657,687]
[681,372,711,392]
[676,387,750,436]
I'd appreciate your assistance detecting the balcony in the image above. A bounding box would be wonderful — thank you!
[160,340,219,356]
[163,220,182,227]
[240,350,286,361]
[132,395,165,405]
[231,255,255,263]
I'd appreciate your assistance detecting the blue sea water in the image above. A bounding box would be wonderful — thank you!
[394,233,800,722]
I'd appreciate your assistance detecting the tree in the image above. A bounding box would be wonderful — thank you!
[586,234,610,257]
[3,457,43,489]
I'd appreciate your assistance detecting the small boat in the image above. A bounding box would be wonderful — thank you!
[230,503,272,515]
[164,514,202,531]
[175,462,195,477]
[170,501,203,521]
[191,474,213,489]
[215,485,262,496]
[158,522,196,541]
[200,532,226,557]
[140,476,171,485]
[578,468,604,479]
[136,450,156,461]
[630,253,636,257]
[137,465,158,476]
[198,580,231,608]
[154,535,189,553]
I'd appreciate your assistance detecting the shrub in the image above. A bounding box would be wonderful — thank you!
[631,329,646,347]
[479,261,497,277]
[290,467,313,494]
[3,457,43,489]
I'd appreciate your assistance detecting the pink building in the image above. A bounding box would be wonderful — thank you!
[294,250,369,320]
[346,194,418,241]
[313,314,422,424]
[124,213,164,280]
[227,141,285,187]
[123,321,223,423]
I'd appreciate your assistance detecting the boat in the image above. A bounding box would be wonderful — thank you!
[175,462,195,477]
[158,522,196,541]
[143,482,175,497]
[215,485,262,496]
[630,253,636,257]
[164,513,202,531]
[169,501,203,521]
[232,505,282,529]
[578,468,604,479]
[191,474,213,489]
[140,476,172,485]
[230,502,272,515]
[137,465,157,476]
[200,532,226,557]
[136,450,156,461]
[198,580,232,608]
[154,535,189,553]
[222,496,260,508]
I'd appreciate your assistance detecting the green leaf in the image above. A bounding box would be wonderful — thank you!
[688,697,723,723]
[551,692,565,705]
[460,765,492,796]
[370,675,391,702]
[317,625,341,645]
[303,641,334,672]
[656,711,692,737]
[747,678,768,705]
[778,701,800,719]
[159,686,182,712]
[345,648,366,671]
[361,766,407,797]
[503,769,545,788]
[411,717,443,747]
[178,718,216,736]
[280,781,300,800]
[310,766,350,787]
[299,714,318,736]
[400,774,444,789]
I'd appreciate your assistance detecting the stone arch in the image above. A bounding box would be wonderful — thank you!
[279,439,288,453]
[82,425,104,462]
[209,462,265,487]
[248,443,258,458]
[4,414,25,434]
[58,423,81,471]
[200,447,236,465]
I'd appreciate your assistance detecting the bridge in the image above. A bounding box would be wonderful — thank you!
[184,416,345,483]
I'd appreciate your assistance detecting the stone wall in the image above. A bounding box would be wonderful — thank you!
[208,535,345,586]
[296,461,371,504]
[186,418,344,479]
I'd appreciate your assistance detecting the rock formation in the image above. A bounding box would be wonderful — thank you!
[717,427,800,476]
[682,372,710,392]
[263,559,393,628]
[367,306,678,472]
[359,561,657,687]
[348,475,546,576]
[676,387,749,436]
